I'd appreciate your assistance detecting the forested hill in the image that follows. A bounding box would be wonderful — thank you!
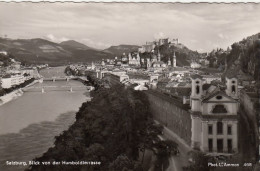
[140,43,201,67]
[224,33,260,80]
[0,38,114,65]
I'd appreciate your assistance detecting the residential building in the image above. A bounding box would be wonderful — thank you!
[1,73,25,88]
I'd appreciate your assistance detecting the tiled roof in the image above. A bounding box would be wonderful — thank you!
[190,74,203,79]
[226,70,238,79]
[202,89,237,103]
[202,84,211,91]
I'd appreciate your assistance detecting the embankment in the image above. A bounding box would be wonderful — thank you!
[0,89,23,106]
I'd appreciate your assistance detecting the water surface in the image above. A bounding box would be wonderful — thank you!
[0,67,89,171]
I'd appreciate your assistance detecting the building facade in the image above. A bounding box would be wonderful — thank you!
[190,74,239,154]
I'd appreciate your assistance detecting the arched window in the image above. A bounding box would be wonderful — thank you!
[196,85,200,94]
[217,121,223,134]
[232,85,236,93]
[212,104,227,113]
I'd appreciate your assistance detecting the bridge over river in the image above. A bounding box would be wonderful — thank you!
[22,85,93,93]
[24,66,92,93]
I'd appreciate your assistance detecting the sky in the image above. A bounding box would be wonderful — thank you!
[0,3,260,52]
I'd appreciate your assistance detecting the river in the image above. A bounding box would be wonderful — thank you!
[0,66,89,171]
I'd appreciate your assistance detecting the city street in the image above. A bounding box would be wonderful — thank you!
[155,120,192,171]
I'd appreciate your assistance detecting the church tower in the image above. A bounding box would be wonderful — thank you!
[128,53,132,60]
[190,74,203,112]
[146,58,151,68]
[137,52,140,61]
[168,57,171,66]
[225,75,238,99]
[158,49,161,62]
[101,59,105,66]
[91,62,95,70]
[173,52,177,67]
[190,74,203,149]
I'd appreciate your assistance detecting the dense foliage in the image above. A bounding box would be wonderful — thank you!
[64,66,84,76]
[183,151,216,171]
[0,53,12,66]
[28,72,179,171]
[209,33,260,80]
[28,84,153,171]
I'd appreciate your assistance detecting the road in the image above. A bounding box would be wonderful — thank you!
[155,120,192,171]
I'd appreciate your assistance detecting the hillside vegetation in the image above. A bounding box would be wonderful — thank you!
[0,38,114,65]
[208,33,260,80]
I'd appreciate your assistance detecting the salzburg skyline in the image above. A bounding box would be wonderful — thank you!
[0,3,260,52]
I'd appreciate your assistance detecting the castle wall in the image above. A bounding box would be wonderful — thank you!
[145,90,192,145]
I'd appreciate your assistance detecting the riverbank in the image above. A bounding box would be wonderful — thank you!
[28,85,153,171]
[0,79,39,106]
[0,89,23,106]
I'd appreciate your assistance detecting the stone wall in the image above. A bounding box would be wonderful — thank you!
[240,89,260,159]
[145,90,192,145]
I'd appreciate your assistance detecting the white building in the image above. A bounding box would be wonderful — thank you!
[190,74,239,154]
[128,52,141,66]
[202,75,222,84]
[190,62,201,69]
[0,51,8,55]
[1,74,25,89]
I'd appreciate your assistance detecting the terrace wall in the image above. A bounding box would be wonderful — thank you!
[145,90,192,145]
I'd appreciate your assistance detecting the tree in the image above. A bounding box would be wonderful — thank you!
[109,155,135,171]
[183,151,216,171]
[154,140,179,171]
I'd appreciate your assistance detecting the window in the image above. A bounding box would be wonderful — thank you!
[232,85,236,93]
[228,139,232,153]
[212,105,227,114]
[227,125,232,135]
[208,139,213,152]
[217,121,223,134]
[208,125,213,135]
[216,95,222,100]
[217,139,223,152]
[196,85,200,94]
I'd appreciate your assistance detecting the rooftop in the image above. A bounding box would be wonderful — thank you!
[190,74,203,79]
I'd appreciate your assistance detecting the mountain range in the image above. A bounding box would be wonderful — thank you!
[0,37,200,66]
[0,38,140,66]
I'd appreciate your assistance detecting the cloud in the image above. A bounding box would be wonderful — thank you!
[153,32,167,40]
[44,34,69,43]
[81,38,111,49]
[218,33,229,40]
[1,3,260,52]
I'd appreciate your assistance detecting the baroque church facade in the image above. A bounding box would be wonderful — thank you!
[190,74,239,154]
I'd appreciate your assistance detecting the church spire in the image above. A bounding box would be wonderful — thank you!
[173,52,176,67]
[158,49,161,61]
